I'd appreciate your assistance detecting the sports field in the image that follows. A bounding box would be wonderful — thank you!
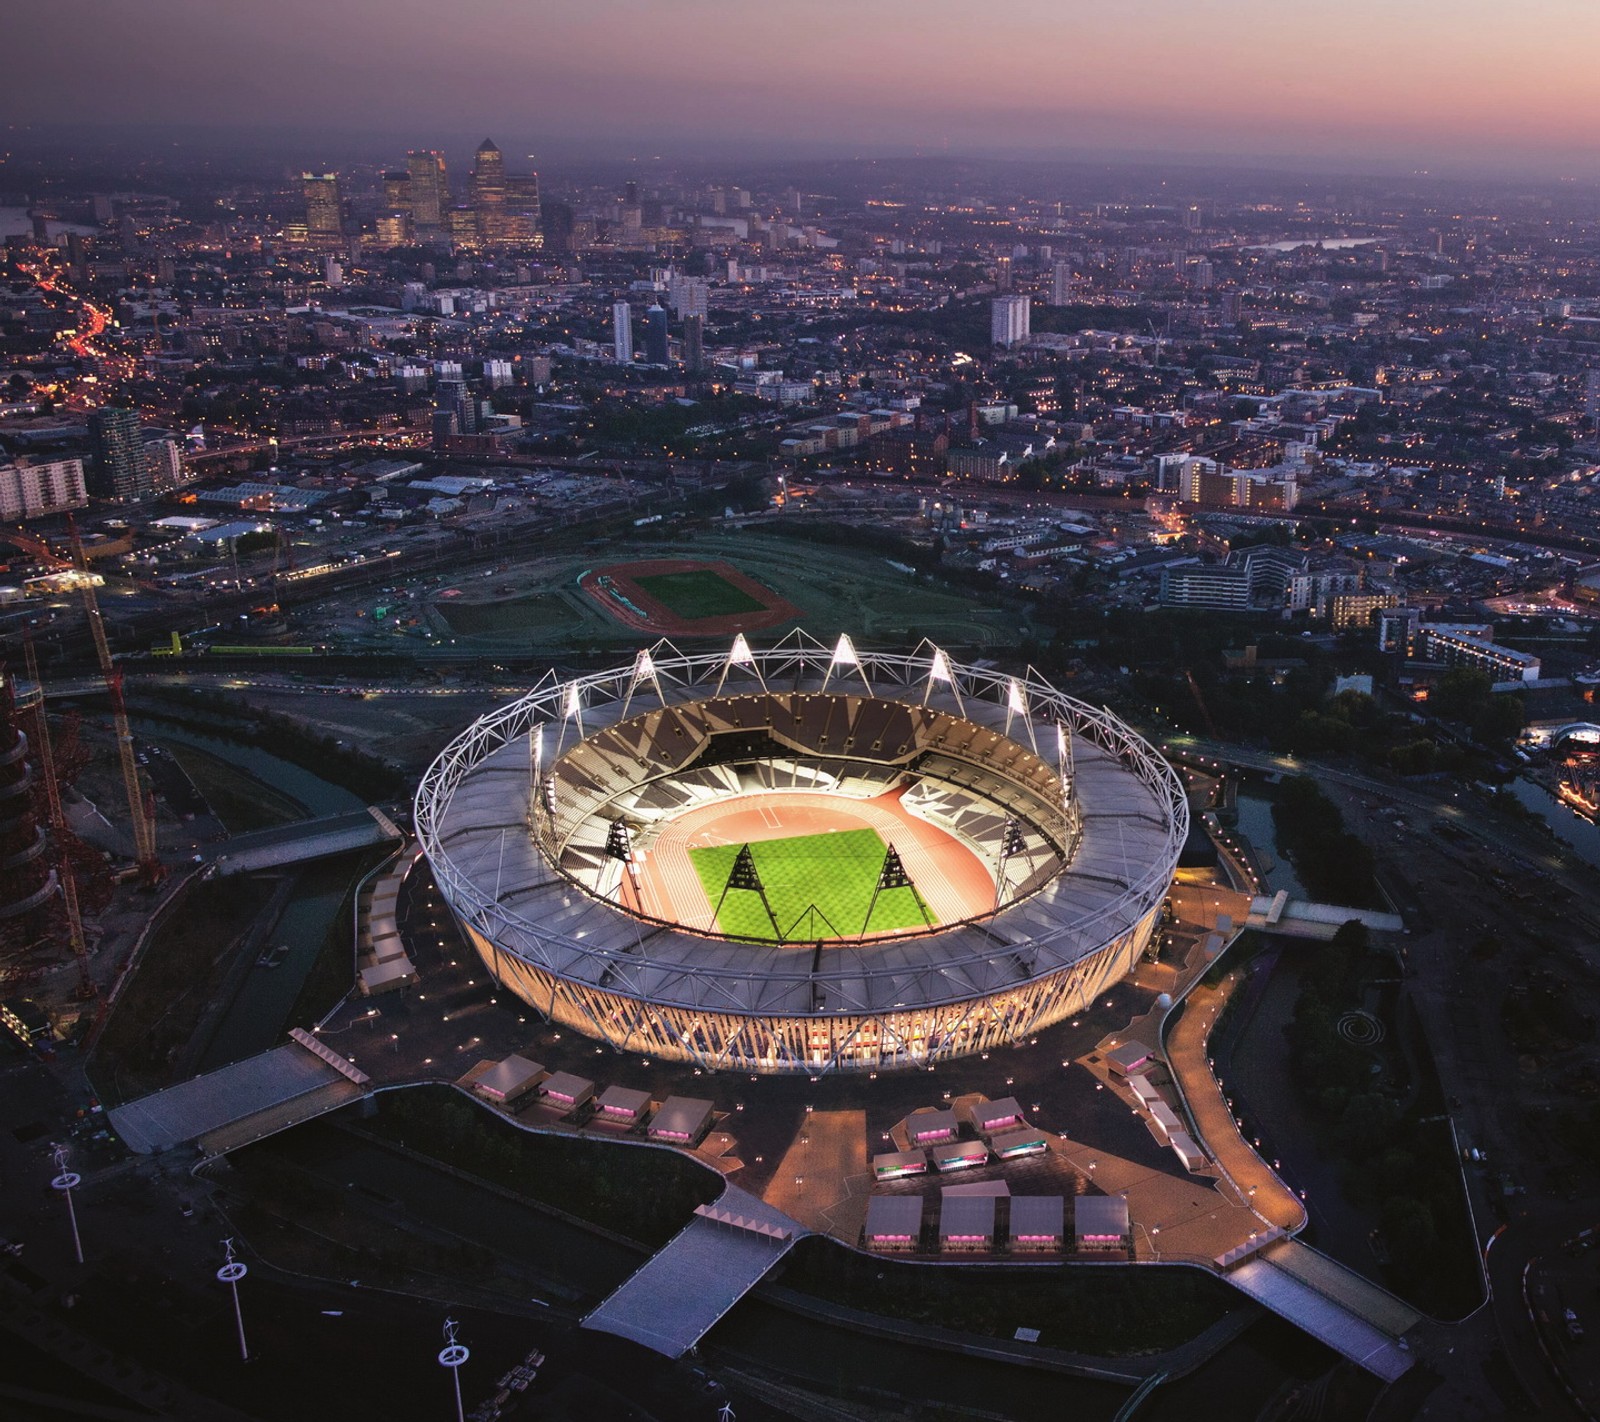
[689,828,935,941]
[634,569,765,620]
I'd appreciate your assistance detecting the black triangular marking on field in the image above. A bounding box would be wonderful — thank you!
[604,818,634,863]
[876,844,915,891]
[862,842,934,935]
[712,843,783,940]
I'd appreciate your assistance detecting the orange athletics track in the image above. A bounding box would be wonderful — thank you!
[629,787,995,941]
[579,558,800,637]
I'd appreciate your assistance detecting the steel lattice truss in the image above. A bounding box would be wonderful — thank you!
[415,631,1187,1074]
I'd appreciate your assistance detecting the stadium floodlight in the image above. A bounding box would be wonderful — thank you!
[622,647,664,716]
[1004,677,1038,749]
[822,633,870,693]
[921,646,964,713]
[714,632,766,695]
[1055,720,1075,805]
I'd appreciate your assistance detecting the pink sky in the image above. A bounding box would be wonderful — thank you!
[7,0,1598,172]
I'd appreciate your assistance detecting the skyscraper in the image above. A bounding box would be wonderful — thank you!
[383,170,412,212]
[683,313,705,373]
[642,304,670,365]
[506,172,542,244]
[87,407,149,502]
[1051,262,1076,307]
[407,150,449,230]
[990,295,1030,348]
[613,301,633,363]
[470,139,508,241]
[302,173,342,238]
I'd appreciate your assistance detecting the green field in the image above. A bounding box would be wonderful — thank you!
[635,568,765,620]
[689,828,934,941]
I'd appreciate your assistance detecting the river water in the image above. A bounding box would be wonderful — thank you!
[1231,789,1308,898]
[1506,775,1600,871]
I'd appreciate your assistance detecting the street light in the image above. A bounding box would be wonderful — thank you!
[50,1144,83,1265]
[217,1238,250,1362]
[438,1317,470,1422]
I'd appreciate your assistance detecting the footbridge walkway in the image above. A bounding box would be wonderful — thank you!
[213,807,404,875]
[1244,890,1405,939]
[583,1185,804,1357]
[1225,1239,1418,1382]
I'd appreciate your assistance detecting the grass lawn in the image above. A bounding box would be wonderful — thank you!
[689,828,934,940]
[434,592,583,637]
[634,568,765,619]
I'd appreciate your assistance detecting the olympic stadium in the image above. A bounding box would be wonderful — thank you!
[415,632,1187,1074]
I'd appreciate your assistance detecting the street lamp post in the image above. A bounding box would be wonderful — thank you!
[217,1238,250,1362]
[50,1144,83,1265]
[438,1317,470,1422]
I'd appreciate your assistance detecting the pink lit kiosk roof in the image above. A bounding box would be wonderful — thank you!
[939,1193,996,1251]
[1074,1194,1130,1250]
[964,1096,1025,1135]
[1010,1195,1064,1251]
[865,1194,924,1251]
[906,1107,959,1144]
[474,1054,547,1104]
[539,1071,595,1111]
[595,1084,652,1127]
[647,1095,714,1145]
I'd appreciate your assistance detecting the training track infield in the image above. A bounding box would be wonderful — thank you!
[579,557,801,636]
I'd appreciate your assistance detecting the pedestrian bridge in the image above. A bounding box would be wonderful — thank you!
[583,1184,803,1357]
[1224,1239,1417,1381]
[1245,891,1404,939]
[214,807,404,875]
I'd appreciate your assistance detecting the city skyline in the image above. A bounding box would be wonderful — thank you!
[4,0,1600,177]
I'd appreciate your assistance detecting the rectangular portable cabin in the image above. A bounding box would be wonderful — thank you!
[1074,1194,1130,1251]
[1170,1132,1208,1172]
[1105,1040,1155,1077]
[648,1095,714,1144]
[989,1126,1050,1160]
[1147,1101,1186,1144]
[1128,1075,1163,1107]
[965,1096,1026,1134]
[1010,1195,1065,1253]
[538,1071,596,1111]
[939,1193,997,1253]
[474,1054,547,1105]
[906,1108,959,1144]
[595,1084,652,1126]
[931,1138,990,1173]
[873,1149,929,1181]
[358,957,417,996]
[864,1194,924,1252]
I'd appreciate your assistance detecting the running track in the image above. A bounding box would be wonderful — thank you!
[633,787,993,942]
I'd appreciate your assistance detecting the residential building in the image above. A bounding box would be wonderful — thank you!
[0,458,88,520]
[991,294,1030,348]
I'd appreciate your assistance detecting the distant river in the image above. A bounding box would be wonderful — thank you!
[0,205,99,240]
[1250,237,1380,252]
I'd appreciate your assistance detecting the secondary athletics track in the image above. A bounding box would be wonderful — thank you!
[579,558,801,636]
[628,787,994,941]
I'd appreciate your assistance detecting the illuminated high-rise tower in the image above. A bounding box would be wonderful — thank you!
[471,139,508,241]
[613,301,633,364]
[407,150,449,229]
[301,172,342,237]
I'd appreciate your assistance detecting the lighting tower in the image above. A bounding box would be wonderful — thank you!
[216,1238,250,1362]
[21,636,94,998]
[438,1316,470,1422]
[67,518,162,883]
[50,1143,83,1264]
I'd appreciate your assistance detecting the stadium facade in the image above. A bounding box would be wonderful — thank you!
[416,632,1186,1074]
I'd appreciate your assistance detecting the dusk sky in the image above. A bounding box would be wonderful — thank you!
[6,0,1599,173]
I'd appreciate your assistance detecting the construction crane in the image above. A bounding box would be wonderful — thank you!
[66,517,163,884]
[20,636,95,998]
